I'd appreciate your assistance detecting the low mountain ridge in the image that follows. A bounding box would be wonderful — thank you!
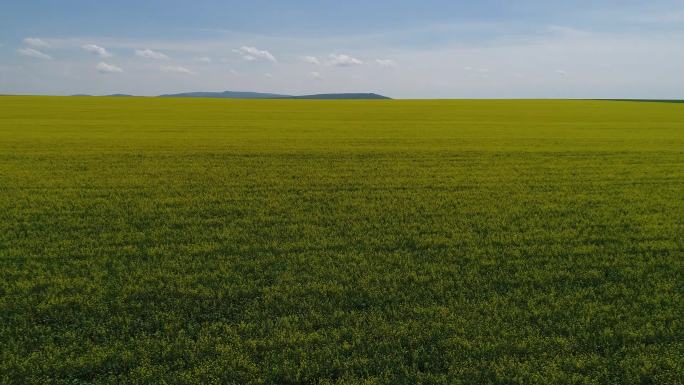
[288,93,390,100]
[159,91,290,99]
[158,91,391,99]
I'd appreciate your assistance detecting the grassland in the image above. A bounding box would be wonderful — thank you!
[0,96,682,384]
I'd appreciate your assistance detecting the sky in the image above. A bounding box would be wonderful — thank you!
[1,0,683,98]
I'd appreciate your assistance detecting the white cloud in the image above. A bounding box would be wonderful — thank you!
[328,54,363,67]
[310,71,323,80]
[556,69,568,76]
[135,49,169,60]
[233,46,277,62]
[82,44,112,58]
[196,57,212,63]
[96,62,123,73]
[17,47,52,60]
[23,38,49,48]
[376,59,398,68]
[302,56,321,65]
[264,73,273,78]
[160,65,195,75]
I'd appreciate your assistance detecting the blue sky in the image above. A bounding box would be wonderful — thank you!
[1,0,683,98]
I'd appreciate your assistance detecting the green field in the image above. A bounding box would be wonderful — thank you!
[1,96,682,384]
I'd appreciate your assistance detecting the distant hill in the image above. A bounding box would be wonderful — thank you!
[159,91,290,99]
[601,99,684,104]
[158,91,391,100]
[70,94,132,97]
[288,93,390,100]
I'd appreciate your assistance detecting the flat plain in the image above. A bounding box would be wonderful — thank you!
[1,96,682,384]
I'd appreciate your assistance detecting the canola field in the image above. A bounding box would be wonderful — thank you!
[1,96,682,384]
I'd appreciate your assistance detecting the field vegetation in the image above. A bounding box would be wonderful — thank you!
[1,97,682,384]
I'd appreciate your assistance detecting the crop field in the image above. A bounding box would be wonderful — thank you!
[0,96,682,384]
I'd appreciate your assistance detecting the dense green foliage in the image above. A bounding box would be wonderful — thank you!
[1,97,682,384]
